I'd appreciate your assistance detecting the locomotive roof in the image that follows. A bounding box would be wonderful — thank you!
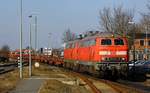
[66,32,124,43]
[82,32,123,39]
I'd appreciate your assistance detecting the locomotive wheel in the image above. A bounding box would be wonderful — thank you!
[99,70,105,79]
[105,69,112,80]
[66,62,70,69]
[79,64,84,73]
[71,63,74,70]
[98,66,107,79]
[72,63,76,71]
[84,65,89,74]
[88,66,99,77]
[69,63,72,70]
[120,65,128,79]
[63,62,66,68]
[111,67,118,81]
[72,63,78,72]
[76,64,80,72]
[86,66,91,75]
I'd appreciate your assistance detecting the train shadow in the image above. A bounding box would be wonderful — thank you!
[126,67,147,82]
[126,72,147,82]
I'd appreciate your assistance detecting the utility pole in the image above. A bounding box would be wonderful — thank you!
[48,33,51,57]
[35,16,37,52]
[145,24,148,60]
[29,15,32,77]
[48,33,51,48]
[19,0,23,79]
[133,27,136,62]
[128,21,136,62]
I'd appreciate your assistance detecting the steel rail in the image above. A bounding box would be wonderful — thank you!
[71,72,102,93]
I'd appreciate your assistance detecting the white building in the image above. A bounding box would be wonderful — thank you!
[43,48,52,56]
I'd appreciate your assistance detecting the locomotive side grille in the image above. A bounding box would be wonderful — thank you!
[101,57,125,62]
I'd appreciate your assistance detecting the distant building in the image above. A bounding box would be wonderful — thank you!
[129,33,150,60]
[43,48,52,56]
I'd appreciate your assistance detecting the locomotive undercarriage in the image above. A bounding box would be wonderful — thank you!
[97,62,128,80]
[64,60,128,80]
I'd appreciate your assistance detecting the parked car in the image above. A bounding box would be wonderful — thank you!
[129,60,150,74]
[128,60,145,74]
[128,60,150,81]
[140,61,150,73]
[128,60,145,67]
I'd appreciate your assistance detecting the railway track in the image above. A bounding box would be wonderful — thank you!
[59,65,150,93]
[3,57,149,93]
[49,56,150,93]
[71,72,102,93]
[63,69,121,93]
[116,80,150,93]
[0,63,17,74]
[0,62,29,76]
[0,62,29,74]
[77,73,150,93]
[1,61,148,93]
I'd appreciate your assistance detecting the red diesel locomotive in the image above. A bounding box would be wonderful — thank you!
[64,32,129,79]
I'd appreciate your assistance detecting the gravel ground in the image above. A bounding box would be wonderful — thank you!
[0,63,91,93]
[30,63,91,93]
[143,74,150,87]
[40,80,90,93]
[0,69,19,93]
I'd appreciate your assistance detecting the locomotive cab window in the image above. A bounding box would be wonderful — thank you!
[101,39,112,45]
[114,38,124,45]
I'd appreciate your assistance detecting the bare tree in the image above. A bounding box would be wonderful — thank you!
[62,28,77,43]
[99,6,134,37]
[99,8,113,33]
[1,45,10,52]
[140,5,150,33]
[0,45,10,62]
[139,15,150,33]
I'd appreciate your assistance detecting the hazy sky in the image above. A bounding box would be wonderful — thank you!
[0,0,148,50]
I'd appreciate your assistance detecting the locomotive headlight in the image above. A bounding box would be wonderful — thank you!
[116,51,127,55]
[99,51,111,55]
[122,58,125,61]
[101,57,105,61]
